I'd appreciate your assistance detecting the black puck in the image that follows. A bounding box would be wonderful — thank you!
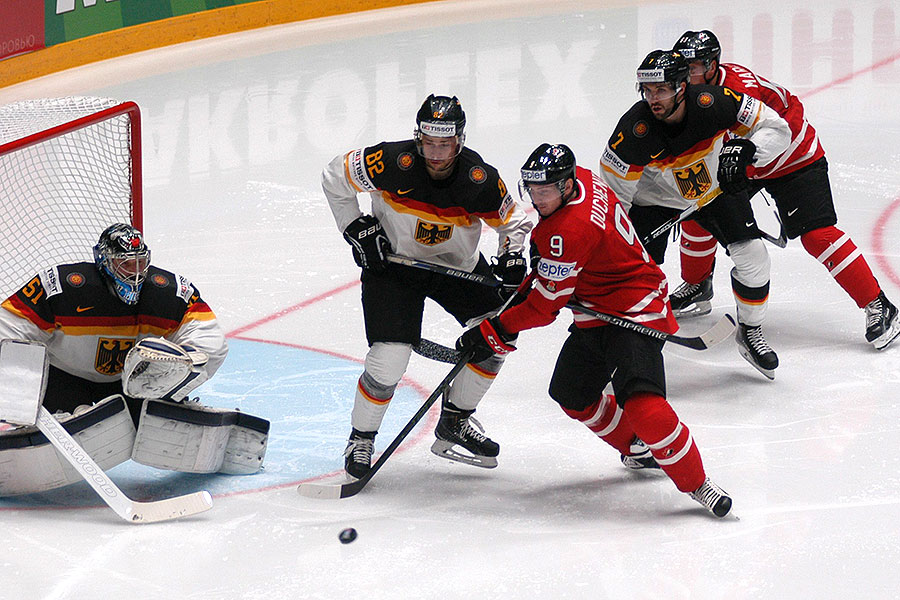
[339,528,358,544]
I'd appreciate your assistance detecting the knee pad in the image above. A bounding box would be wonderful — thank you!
[363,342,412,394]
[726,239,770,288]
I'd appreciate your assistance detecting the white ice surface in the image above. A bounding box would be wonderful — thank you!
[2,0,900,598]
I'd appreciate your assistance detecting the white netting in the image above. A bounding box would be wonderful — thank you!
[0,97,139,299]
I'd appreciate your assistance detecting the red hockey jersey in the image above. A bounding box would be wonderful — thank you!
[718,63,824,178]
[499,167,678,335]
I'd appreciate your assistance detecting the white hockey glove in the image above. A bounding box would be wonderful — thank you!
[122,337,209,402]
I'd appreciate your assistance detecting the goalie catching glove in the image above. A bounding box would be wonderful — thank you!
[456,316,517,363]
[123,337,209,401]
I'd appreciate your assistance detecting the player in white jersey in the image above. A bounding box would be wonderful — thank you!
[0,224,267,496]
[600,49,792,379]
[322,94,533,479]
[668,30,900,351]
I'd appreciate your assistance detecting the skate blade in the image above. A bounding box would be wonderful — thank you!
[430,439,498,469]
[872,320,900,350]
[673,300,712,318]
[737,346,776,380]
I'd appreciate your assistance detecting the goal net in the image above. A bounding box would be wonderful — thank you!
[0,96,142,299]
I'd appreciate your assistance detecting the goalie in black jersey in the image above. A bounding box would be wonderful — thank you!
[0,224,268,497]
[322,94,533,479]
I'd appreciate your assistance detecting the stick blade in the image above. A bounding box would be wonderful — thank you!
[128,491,213,523]
[298,477,367,499]
[697,313,737,349]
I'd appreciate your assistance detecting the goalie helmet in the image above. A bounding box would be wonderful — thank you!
[414,94,466,157]
[518,143,577,213]
[93,223,151,305]
[673,30,721,65]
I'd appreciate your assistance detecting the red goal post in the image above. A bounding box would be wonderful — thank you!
[0,97,142,299]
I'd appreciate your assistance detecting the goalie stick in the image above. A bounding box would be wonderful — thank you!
[1,339,212,523]
[298,350,475,499]
[36,406,213,523]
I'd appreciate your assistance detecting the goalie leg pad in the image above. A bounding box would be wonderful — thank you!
[132,399,269,474]
[0,395,135,496]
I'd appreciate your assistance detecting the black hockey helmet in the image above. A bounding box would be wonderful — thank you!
[93,223,150,305]
[636,49,691,91]
[518,143,578,208]
[414,94,466,156]
[673,30,722,65]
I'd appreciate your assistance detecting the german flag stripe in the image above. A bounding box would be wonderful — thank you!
[601,162,643,181]
[344,152,365,193]
[466,362,498,379]
[382,193,479,226]
[357,379,391,405]
[1,297,54,331]
[654,135,723,169]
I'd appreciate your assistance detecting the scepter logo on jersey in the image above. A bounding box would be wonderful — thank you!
[538,258,578,281]
[415,220,453,245]
[674,161,712,200]
[95,338,135,375]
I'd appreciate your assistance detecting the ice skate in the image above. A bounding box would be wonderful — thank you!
[670,274,714,318]
[343,428,375,480]
[431,403,499,468]
[736,323,778,380]
[620,437,660,470]
[688,477,732,517]
[865,291,900,350]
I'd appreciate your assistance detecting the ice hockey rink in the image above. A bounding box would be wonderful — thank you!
[2,0,899,597]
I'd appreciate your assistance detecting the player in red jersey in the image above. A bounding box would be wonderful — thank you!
[669,30,900,350]
[456,144,732,517]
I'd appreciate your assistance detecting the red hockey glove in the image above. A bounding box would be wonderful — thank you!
[456,316,517,363]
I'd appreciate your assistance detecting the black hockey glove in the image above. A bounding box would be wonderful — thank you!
[456,316,517,363]
[717,138,756,195]
[343,215,392,272]
[493,251,527,299]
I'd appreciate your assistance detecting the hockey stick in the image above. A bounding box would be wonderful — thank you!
[564,302,736,350]
[387,253,501,287]
[757,189,788,248]
[389,254,733,352]
[640,190,723,245]
[35,406,213,522]
[388,253,532,363]
[1,339,212,523]
[415,302,736,358]
[298,349,475,499]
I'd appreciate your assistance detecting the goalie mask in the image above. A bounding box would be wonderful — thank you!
[93,223,151,305]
